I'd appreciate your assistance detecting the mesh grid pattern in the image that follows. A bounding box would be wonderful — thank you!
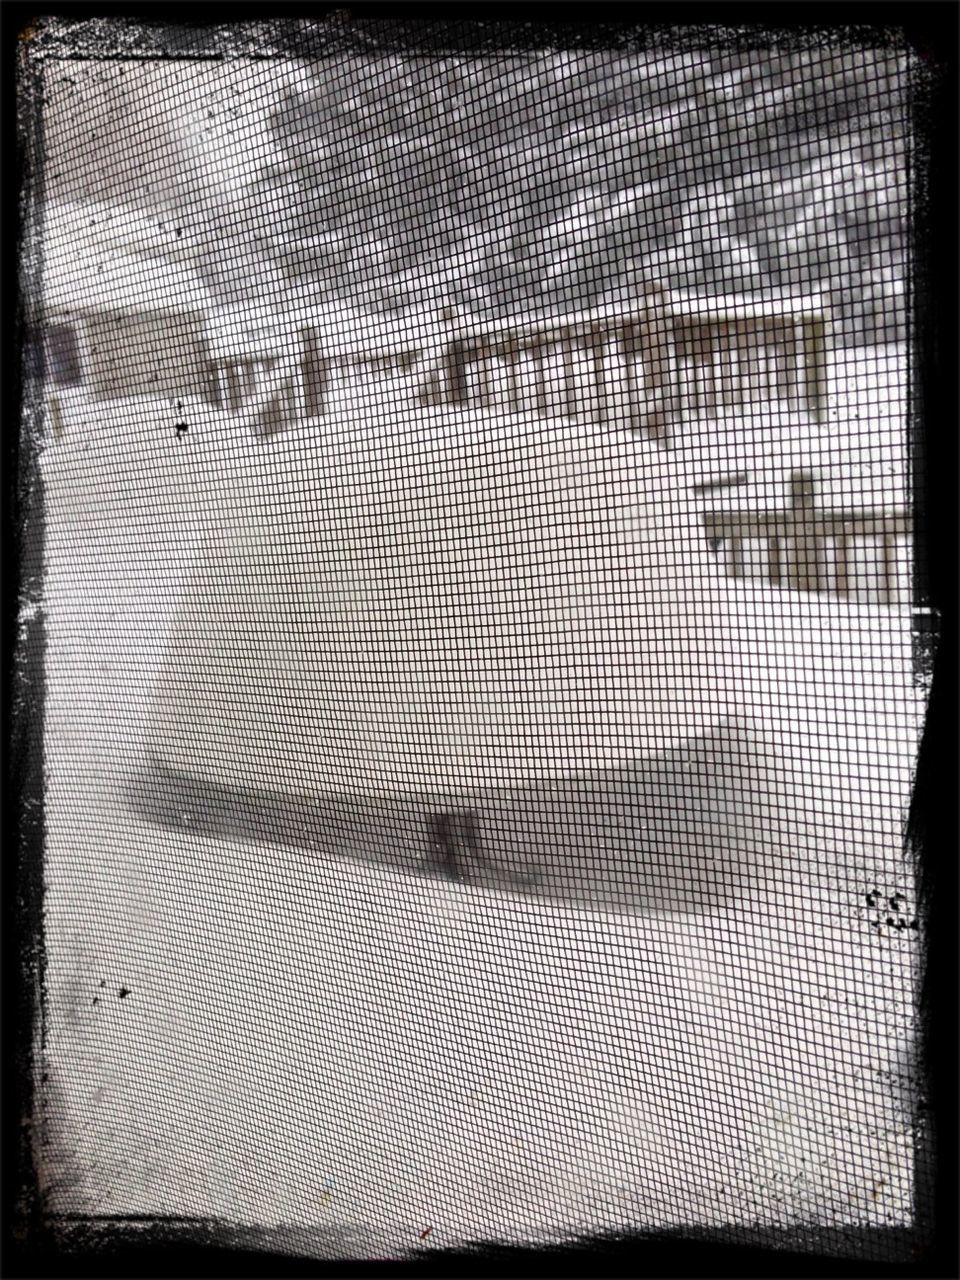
[21,20,930,1267]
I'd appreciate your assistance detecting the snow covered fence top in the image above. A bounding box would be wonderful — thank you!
[207,304,449,359]
[445,291,827,341]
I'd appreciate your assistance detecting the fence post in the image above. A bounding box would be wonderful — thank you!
[49,395,65,441]
[505,340,521,414]
[655,320,681,448]
[880,531,896,606]
[446,341,468,405]
[833,532,850,597]
[563,335,578,418]
[803,317,827,420]
[532,342,548,416]
[787,470,823,593]
[590,327,607,425]
[768,534,782,586]
[728,535,744,579]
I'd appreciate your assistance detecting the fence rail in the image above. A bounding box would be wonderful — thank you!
[439,299,828,444]
[702,471,911,605]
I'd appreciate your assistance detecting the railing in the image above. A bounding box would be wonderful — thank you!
[438,298,828,445]
[673,312,827,420]
[218,297,830,441]
[702,471,911,605]
[212,355,280,414]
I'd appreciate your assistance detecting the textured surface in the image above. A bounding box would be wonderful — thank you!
[38,386,923,1253]
[27,34,927,1266]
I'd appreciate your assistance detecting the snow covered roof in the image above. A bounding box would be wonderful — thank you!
[39,202,213,317]
[45,200,200,267]
[43,249,212,318]
[299,306,447,358]
[209,304,449,360]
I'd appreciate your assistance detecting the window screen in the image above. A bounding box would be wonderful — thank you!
[15,14,947,1272]
[44,323,82,389]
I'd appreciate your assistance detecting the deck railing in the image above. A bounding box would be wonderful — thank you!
[702,471,911,605]
[220,296,831,442]
[438,299,828,444]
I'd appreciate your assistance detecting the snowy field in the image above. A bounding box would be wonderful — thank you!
[35,346,926,1259]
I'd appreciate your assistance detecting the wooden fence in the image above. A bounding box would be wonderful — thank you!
[702,471,911,605]
[209,296,828,440]
[212,355,278,414]
[439,299,828,445]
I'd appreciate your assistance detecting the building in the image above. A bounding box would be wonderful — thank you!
[35,202,218,408]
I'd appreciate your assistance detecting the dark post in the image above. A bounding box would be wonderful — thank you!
[834,532,850,597]
[425,811,482,882]
[206,359,223,410]
[651,315,681,448]
[768,535,782,587]
[529,342,547,417]
[505,340,521,415]
[446,340,468,405]
[621,323,638,427]
[702,322,718,413]
[591,327,607,425]
[880,532,896,606]
[727,535,744,579]
[301,332,329,419]
[788,470,822,593]
[562,333,578,418]
[803,317,827,420]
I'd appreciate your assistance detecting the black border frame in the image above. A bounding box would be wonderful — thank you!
[4,4,957,1276]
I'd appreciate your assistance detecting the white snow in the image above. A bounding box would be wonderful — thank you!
[37,346,925,1258]
[40,204,214,317]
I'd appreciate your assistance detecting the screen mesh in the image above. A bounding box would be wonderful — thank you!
[19,18,935,1268]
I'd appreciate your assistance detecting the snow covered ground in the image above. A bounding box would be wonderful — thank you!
[36,350,926,1259]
